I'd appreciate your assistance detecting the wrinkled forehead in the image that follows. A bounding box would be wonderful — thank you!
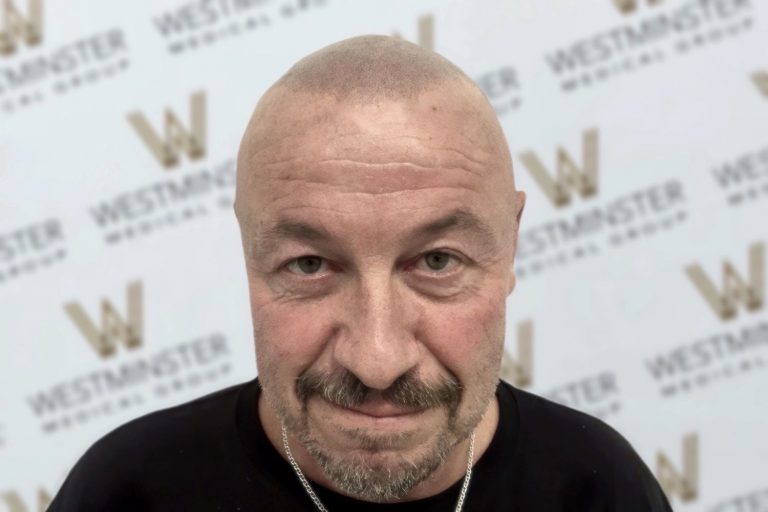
[237,85,510,183]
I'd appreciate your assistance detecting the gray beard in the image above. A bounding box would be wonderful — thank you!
[308,432,453,502]
[281,399,486,503]
[272,368,497,502]
[298,419,461,502]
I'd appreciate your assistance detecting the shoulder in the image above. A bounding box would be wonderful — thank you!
[48,381,250,511]
[508,382,633,457]
[501,381,672,511]
[90,380,245,454]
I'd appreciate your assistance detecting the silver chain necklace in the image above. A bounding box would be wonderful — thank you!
[281,423,476,512]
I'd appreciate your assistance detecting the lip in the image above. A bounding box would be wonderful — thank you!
[338,398,424,418]
[315,396,427,421]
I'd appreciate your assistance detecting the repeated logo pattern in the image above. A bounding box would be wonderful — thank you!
[1,2,765,510]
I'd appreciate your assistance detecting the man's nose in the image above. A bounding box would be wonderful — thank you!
[332,274,421,390]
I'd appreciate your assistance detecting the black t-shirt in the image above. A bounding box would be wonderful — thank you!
[48,379,672,511]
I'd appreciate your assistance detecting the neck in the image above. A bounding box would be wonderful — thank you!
[258,394,499,503]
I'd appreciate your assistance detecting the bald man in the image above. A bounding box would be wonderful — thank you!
[49,36,672,511]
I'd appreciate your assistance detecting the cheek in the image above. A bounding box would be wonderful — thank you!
[420,293,506,379]
[252,297,335,380]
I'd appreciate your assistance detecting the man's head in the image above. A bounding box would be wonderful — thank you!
[234,35,525,502]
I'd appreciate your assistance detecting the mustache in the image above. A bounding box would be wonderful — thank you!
[296,369,462,411]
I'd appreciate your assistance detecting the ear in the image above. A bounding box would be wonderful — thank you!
[513,190,526,227]
[508,190,526,295]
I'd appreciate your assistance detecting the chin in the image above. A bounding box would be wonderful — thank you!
[306,433,453,503]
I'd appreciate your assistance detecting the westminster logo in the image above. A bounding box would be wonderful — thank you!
[0,488,52,512]
[0,0,42,55]
[393,14,433,51]
[127,91,207,169]
[753,71,768,99]
[499,320,534,388]
[64,281,143,358]
[685,242,764,321]
[613,0,663,14]
[656,433,699,503]
[519,129,599,208]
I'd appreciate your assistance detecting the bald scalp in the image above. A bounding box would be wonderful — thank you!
[235,35,520,228]
[275,35,472,102]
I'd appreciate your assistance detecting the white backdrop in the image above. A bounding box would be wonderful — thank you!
[1,0,767,510]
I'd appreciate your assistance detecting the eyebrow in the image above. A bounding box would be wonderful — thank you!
[252,209,498,258]
[416,210,498,248]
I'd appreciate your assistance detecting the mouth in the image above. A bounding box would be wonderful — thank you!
[311,395,431,426]
[335,398,425,418]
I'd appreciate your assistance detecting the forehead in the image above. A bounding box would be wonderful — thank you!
[236,87,512,233]
[243,85,505,172]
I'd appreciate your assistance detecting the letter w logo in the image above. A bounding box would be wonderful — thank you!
[127,91,206,169]
[0,488,52,512]
[63,281,143,358]
[656,433,699,503]
[685,242,764,321]
[613,0,663,14]
[500,320,533,388]
[519,129,599,208]
[753,71,768,99]
[393,14,433,51]
[0,0,42,55]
